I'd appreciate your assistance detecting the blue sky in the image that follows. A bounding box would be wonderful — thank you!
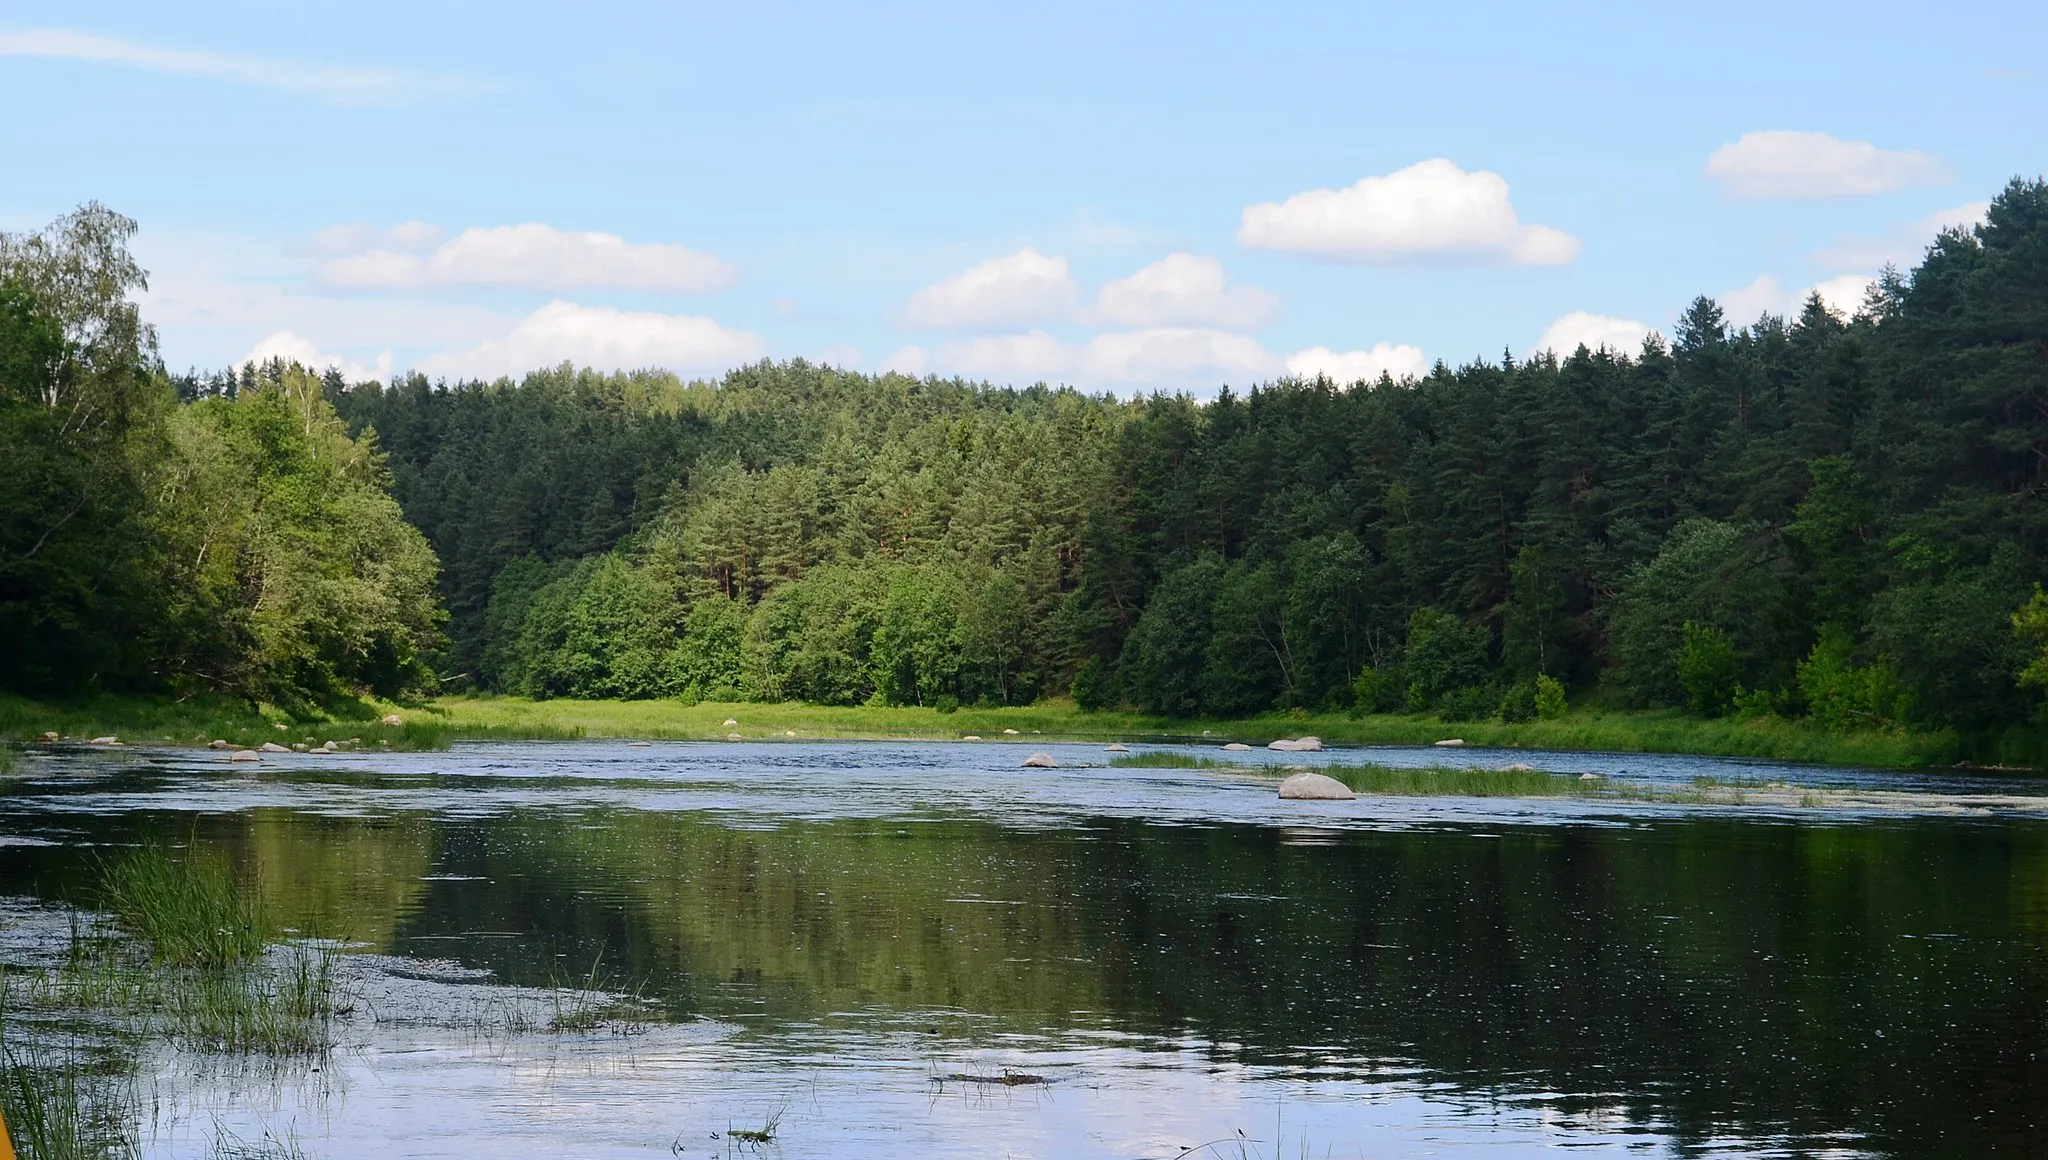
[2,1,2042,392]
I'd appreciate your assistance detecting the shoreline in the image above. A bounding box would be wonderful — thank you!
[2,691,1985,772]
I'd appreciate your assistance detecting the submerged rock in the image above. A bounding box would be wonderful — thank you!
[227,750,260,763]
[1104,743,1129,752]
[1021,752,1057,768]
[260,741,290,753]
[1434,738,1465,747]
[1268,736,1324,752]
[88,736,119,746]
[1221,742,1254,752]
[1278,772,1356,800]
[207,739,230,750]
[1502,762,1535,772]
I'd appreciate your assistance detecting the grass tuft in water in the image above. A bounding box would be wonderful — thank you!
[0,1048,139,1160]
[1109,752,1246,770]
[97,845,266,969]
[724,1104,784,1146]
[210,1121,314,1160]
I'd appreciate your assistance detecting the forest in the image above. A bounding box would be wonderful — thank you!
[5,180,2048,759]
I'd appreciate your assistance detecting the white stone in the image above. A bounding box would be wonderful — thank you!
[1502,762,1535,772]
[723,718,738,727]
[1433,739,1465,747]
[207,739,230,750]
[1278,772,1356,800]
[1021,752,1057,768]
[727,733,743,740]
[37,731,58,742]
[1268,736,1324,752]
[1580,772,1601,781]
[88,736,119,746]
[260,742,290,753]
[1104,743,1129,752]
[381,714,402,726]
[228,750,261,763]
[1003,728,1020,735]
[629,741,651,747]
[293,743,309,752]
[962,735,983,741]
[1222,742,1254,752]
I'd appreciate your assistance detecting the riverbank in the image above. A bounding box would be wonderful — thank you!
[0,691,1969,769]
[430,695,1962,769]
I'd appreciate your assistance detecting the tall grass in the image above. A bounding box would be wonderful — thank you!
[1107,752,1246,770]
[97,846,266,969]
[0,1050,138,1160]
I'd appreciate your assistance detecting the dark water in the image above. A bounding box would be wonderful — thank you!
[3,740,2046,1158]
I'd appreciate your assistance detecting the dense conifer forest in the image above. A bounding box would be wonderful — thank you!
[7,180,2048,759]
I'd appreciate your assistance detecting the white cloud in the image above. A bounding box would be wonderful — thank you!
[1704,131,1949,199]
[1237,159,1579,266]
[413,300,765,379]
[1093,253,1278,329]
[0,28,489,105]
[239,330,392,383]
[1809,274,1876,318]
[1284,343,1428,384]
[1531,312,1652,360]
[316,222,735,293]
[887,327,1280,390]
[1812,201,1989,269]
[1718,275,1785,324]
[1719,273,1877,323]
[901,248,1078,329]
[938,331,1078,381]
[1081,328,1279,387]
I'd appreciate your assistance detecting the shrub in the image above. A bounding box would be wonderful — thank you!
[1678,621,1741,717]
[1533,674,1568,720]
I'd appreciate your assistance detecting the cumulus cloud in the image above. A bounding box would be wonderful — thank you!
[1093,253,1278,329]
[0,28,489,105]
[239,330,392,383]
[901,248,1079,329]
[316,222,735,293]
[413,300,765,379]
[1705,131,1949,199]
[1531,312,1653,360]
[883,328,1280,390]
[1284,344,1428,384]
[1719,274,1877,323]
[1237,159,1579,266]
[1082,328,1279,386]
[1812,200,1989,269]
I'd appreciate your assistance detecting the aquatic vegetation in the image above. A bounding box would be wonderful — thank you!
[97,845,266,969]
[1109,752,1246,770]
[0,1046,139,1160]
[209,1122,314,1160]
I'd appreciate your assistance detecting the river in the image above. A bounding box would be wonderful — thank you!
[2,739,2045,1158]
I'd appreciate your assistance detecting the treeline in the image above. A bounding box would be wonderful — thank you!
[7,182,2048,757]
[0,207,442,707]
[323,178,2048,756]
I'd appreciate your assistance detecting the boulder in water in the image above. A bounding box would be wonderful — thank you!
[1021,752,1057,768]
[962,735,983,741]
[1433,738,1465,747]
[260,741,290,753]
[1104,743,1129,752]
[1002,728,1020,735]
[37,731,58,742]
[1221,742,1254,752]
[88,736,119,746]
[228,749,261,763]
[1267,736,1323,752]
[207,739,230,750]
[1580,772,1601,781]
[1502,762,1535,772]
[1278,772,1356,800]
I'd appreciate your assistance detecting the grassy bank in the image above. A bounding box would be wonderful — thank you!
[0,691,574,753]
[0,690,1967,769]
[428,695,1961,769]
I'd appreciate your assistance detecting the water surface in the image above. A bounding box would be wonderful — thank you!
[2,740,2044,1158]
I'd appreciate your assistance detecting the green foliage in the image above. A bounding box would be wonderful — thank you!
[1678,622,1741,717]
[1796,629,1909,730]
[1533,674,1568,720]
[1121,555,1222,716]
[1069,656,1112,712]
[1402,607,1489,711]
[98,846,265,969]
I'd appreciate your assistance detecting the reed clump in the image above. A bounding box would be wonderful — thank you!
[97,845,266,970]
